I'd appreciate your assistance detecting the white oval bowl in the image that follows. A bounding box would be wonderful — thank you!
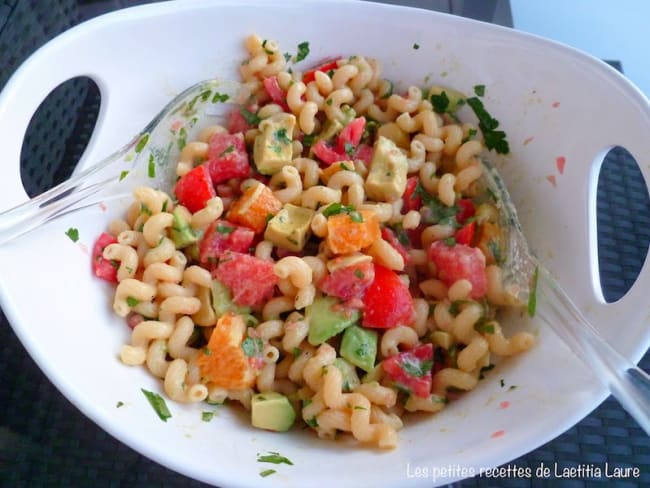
[1,1,649,487]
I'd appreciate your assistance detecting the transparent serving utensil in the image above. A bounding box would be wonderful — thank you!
[0,78,244,245]
[481,159,650,436]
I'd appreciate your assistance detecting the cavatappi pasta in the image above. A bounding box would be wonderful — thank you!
[92,34,535,449]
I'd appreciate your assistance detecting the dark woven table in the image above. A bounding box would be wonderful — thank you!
[1,1,648,487]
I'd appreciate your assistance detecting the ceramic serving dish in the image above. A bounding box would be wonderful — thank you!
[1,1,649,486]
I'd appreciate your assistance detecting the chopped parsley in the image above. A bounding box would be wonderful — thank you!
[257,451,294,465]
[116,401,124,408]
[177,127,187,150]
[322,202,363,222]
[527,266,539,317]
[292,347,302,358]
[119,170,129,181]
[134,133,149,153]
[474,320,495,334]
[259,469,276,478]
[211,91,230,103]
[343,142,355,156]
[219,144,235,157]
[274,127,291,145]
[353,269,365,279]
[380,81,394,100]
[141,389,172,422]
[148,154,156,178]
[479,364,495,379]
[240,108,261,126]
[430,91,450,114]
[294,41,310,62]
[401,358,433,378]
[241,337,263,357]
[474,84,486,97]
[443,236,456,247]
[201,411,217,422]
[65,227,79,242]
[412,43,420,50]
[302,133,315,147]
[465,96,510,154]
[126,296,140,307]
[216,224,235,235]
[500,379,505,387]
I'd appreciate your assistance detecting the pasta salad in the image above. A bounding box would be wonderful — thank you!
[92,34,535,449]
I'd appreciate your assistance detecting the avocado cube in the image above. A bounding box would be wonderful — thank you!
[264,203,315,252]
[364,136,408,202]
[169,207,199,248]
[211,279,250,317]
[253,113,296,175]
[332,357,361,392]
[340,325,378,373]
[306,296,360,346]
[251,392,296,432]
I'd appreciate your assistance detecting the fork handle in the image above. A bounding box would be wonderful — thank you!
[539,268,650,435]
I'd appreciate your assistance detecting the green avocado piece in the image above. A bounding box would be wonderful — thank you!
[251,392,296,432]
[340,325,378,373]
[169,207,199,248]
[306,296,360,345]
[333,357,361,392]
[211,279,250,317]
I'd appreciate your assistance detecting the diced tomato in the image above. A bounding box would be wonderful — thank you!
[455,221,476,246]
[205,133,250,184]
[319,261,375,300]
[456,198,476,224]
[353,143,373,164]
[213,251,278,307]
[92,232,118,282]
[402,176,422,213]
[174,165,216,213]
[381,227,410,265]
[362,264,413,328]
[227,108,252,134]
[428,240,487,298]
[312,140,344,166]
[262,76,289,110]
[382,343,434,398]
[199,220,256,269]
[302,58,340,84]
[336,117,365,154]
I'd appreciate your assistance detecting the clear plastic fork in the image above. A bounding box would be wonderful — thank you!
[482,159,650,436]
[0,78,243,245]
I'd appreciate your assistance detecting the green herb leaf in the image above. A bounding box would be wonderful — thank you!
[294,41,310,62]
[260,469,276,478]
[344,142,355,156]
[126,296,140,307]
[241,337,263,357]
[141,388,172,422]
[216,224,235,235]
[219,144,235,157]
[302,134,315,147]
[135,133,149,153]
[430,91,450,114]
[412,43,420,50]
[257,451,294,465]
[65,227,79,242]
[474,320,495,334]
[292,347,302,358]
[116,401,124,408]
[274,127,291,145]
[202,411,216,422]
[443,236,456,247]
[474,84,486,97]
[353,269,365,279]
[119,170,129,181]
[322,203,363,222]
[401,358,433,378]
[212,91,230,103]
[240,108,261,126]
[527,266,539,317]
[148,154,156,178]
[465,96,510,154]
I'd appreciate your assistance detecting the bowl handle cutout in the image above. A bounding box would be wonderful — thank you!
[588,145,650,304]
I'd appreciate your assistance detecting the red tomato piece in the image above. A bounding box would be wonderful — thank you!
[174,164,216,213]
[213,251,278,307]
[402,176,422,213]
[382,343,434,398]
[362,264,413,328]
[302,58,340,84]
[428,240,487,298]
[312,140,344,165]
[381,227,410,265]
[456,198,476,224]
[336,117,366,154]
[262,76,289,110]
[353,143,373,164]
[92,232,118,282]
[227,108,252,134]
[199,220,256,269]
[319,262,375,300]
[205,133,250,184]
[455,221,476,246]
